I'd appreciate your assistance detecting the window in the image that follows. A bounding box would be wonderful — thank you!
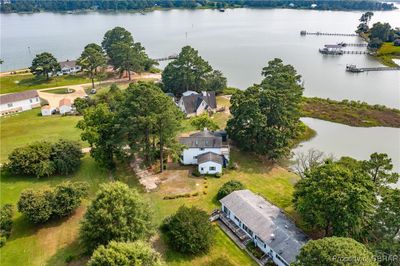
[7,103,13,107]
[201,167,204,171]
[193,156,197,159]
[242,223,253,236]
[200,148,205,151]
[209,166,216,171]
[36,98,39,102]
[29,99,33,103]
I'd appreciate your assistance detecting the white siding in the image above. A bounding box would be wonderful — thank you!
[0,97,40,115]
[198,161,222,174]
[41,108,52,116]
[181,148,222,165]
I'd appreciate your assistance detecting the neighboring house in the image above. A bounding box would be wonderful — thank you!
[0,90,40,116]
[41,105,52,116]
[179,129,229,174]
[57,60,81,75]
[220,190,309,266]
[165,92,176,103]
[59,98,72,114]
[178,91,217,117]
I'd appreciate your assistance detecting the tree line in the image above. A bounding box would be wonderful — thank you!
[1,0,395,12]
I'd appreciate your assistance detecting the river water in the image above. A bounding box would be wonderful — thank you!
[1,8,399,178]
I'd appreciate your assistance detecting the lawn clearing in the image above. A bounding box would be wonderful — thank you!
[0,73,91,94]
[0,108,85,162]
[42,88,76,94]
[376,42,400,67]
[0,156,113,266]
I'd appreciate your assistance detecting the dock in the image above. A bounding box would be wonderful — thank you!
[338,42,367,47]
[154,54,178,62]
[346,64,400,72]
[301,30,357,37]
[319,45,369,55]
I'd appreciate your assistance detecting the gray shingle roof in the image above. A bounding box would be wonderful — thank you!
[59,60,77,68]
[179,130,222,148]
[0,90,38,104]
[201,91,217,109]
[198,152,224,165]
[181,91,217,114]
[220,190,308,264]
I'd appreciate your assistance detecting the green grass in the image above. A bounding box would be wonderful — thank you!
[42,88,75,94]
[376,42,400,67]
[0,156,112,266]
[0,73,91,94]
[0,108,85,162]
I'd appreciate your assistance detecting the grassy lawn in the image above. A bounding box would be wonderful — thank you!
[376,42,400,67]
[0,73,91,94]
[0,108,85,162]
[0,156,112,266]
[42,88,76,94]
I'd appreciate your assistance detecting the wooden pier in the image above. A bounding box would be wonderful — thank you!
[342,50,369,55]
[154,54,178,62]
[301,30,357,37]
[346,64,400,72]
[338,42,367,47]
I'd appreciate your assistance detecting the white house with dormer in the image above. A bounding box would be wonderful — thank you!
[177,91,217,117]
[179,129,229,174]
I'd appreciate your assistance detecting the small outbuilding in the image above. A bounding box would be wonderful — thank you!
[198,152,224,175]
[41,105,52,116]
[59,98,72,114]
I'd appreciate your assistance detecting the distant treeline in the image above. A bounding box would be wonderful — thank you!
[0,0,396,13]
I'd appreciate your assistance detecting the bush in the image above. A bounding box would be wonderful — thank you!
[88,240,164,266]
[51,139,83,175]
[17,182,88,224]
[0,204,13,239]
[17,188,54,224]
[162,206,214,254]
[216,180,245,200]
[7,139,82,178]
[222,87,240,95]
[52,182,89,218]
[192,168,201,177]
[80,182,154,253]
[0,236,6,248]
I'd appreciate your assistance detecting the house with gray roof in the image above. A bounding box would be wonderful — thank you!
[179,129,229,174]
[220,190,308,266]
[177,91,217,117]
[55,60,81,76]
[0,90,40,116]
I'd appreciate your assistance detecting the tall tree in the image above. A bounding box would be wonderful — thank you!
[116,82,182,171]
[293,161,376,237]
[162,46,215,96]
[77,43,107,89]
[101,26,134,55]
[30,52,60,80]
[77,103,120,170]
[363,152,399,188]
[80,182,154,253]
[293,237,378,266]
[227,58,303,160]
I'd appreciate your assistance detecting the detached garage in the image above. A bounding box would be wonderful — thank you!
[198,152,223,175]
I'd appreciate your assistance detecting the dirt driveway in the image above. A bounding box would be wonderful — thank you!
[38,85,87,108]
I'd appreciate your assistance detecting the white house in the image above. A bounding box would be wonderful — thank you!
[220,190,309,266]
[41,105,52,116]
[0,90,40,116]
[59,98,72,114]
[179,129,229,174]
[178,91,217,117]
[57,60,81,76]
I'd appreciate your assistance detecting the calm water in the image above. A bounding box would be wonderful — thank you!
[1,9,399,179]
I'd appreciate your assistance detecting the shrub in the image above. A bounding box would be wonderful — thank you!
[51,139,83,175]
[87,241,164,266]
[17,182,88,224]
[7,139,82,178]
[0,204,13,239]
[52,182,89,218]
[192,169,201,177]
[0,236,6,248]
[216,180,245,200]
[162,206,214,254]
[80,182,154,253]
[17,188,54,224]
[7,141,54,177]
[215,173,222,178]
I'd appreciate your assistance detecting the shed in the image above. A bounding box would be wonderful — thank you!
[197,152,223,174]
[59,98,72,114]
[41,105,52,116]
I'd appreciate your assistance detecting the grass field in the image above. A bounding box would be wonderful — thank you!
[0,73,91,94]
[0,108,85,162]
[376,42,400,67]
[43,88,75,94]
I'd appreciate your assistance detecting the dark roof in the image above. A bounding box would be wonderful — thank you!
[181,91,217,114]
[198,152,224,165]
[59,60,77,68]
[220,190,309,264]
[0,90,38,104]
[201,91,217,109]
[179,130,222,148]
